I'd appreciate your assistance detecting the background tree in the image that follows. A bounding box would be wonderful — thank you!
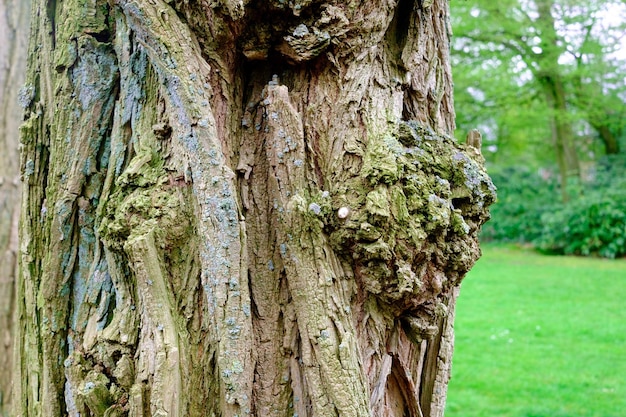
[0,0,30,414]
[14,1,494,416]
[451,0,626,202]
[451,0,626,258]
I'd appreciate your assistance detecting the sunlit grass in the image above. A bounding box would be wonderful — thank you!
[445,244,626,417]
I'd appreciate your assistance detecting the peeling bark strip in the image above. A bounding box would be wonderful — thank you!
[15,1,494,416]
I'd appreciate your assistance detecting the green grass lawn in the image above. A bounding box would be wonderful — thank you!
[445,244,626,417]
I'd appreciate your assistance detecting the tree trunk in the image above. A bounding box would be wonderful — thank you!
[541,75,573,203]
[0,0,30,414]
[593,123,620,155]
[534,0,580,202]
[572,66,621,155]
[15,1,494,416]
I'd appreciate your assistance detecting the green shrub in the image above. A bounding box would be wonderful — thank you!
[482,154,626,258]
[479,166,559,243]
[535,192,626,258]
[533,154,626,258]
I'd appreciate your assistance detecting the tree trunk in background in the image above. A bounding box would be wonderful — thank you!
[592,123,620,155]
[535,0,580,202]
[572,67,622,156]
[15,1,494,416]
[0,0,30,414]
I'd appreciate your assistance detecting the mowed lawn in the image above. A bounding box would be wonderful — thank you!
[445,244,626,417]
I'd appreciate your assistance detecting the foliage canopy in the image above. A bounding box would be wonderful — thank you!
[451,0,626,257]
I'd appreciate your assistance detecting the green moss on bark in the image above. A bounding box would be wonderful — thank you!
[330,120,495,316]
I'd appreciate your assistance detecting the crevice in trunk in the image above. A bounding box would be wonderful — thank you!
[387,0,414,61]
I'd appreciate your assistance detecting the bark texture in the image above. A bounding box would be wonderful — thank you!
[15,1,494,416]
[0,0,30,414]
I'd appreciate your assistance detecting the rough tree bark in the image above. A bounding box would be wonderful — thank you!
[14,1,494,416]
[0,0,30,414]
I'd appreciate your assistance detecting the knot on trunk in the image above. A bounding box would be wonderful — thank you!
[330,121,496,317]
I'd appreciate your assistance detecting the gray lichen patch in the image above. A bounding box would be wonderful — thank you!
[329,120,495,319]
[288,189,334,234]
[277,24,331,62]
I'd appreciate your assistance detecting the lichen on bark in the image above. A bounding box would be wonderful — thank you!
[330,119,494,328]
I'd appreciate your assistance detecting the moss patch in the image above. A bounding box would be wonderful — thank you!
[329,121,495,318]
[99,149,190,251]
